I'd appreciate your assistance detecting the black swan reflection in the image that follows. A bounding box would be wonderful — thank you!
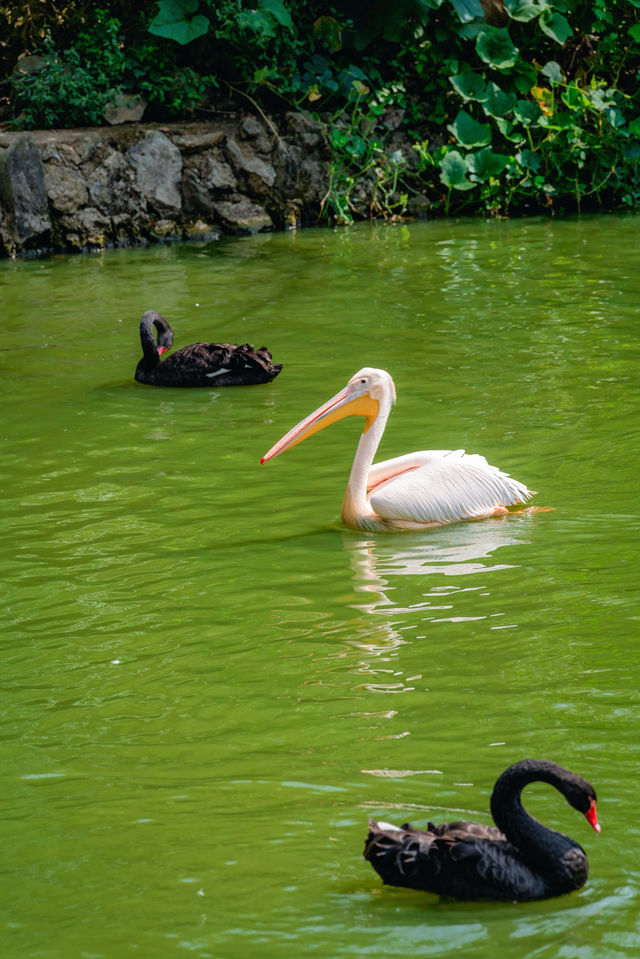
[135,310,282,387]
[364,759,600,901]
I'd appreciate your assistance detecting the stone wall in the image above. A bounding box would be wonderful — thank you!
[0,112,330,257]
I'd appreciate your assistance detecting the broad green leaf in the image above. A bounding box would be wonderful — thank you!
[628,23,640,43]
[539,10,572,45]
[253,66,271,84]
[503,0,549,22]
[561,84,590,111]
[495,115,526,142]
[537,111,575,131]
[512,61,538,93]
[516,148,540,172]
[589,88,614,111]
[475,26,519,71]
[447,109,492,148]
[605,107,626,131]
[469,147,508,178]
[626,117,640,138]
[541,60,563,82]
[589,90,626,129]
[261,0,294,30]
[482,81,517,117]
[513,99,541,125]
[458,22,485,39]
[240,9,278,38]
[439,149,475,190]
[449,71,487,102]
[448,0,484,23]
[148,0,209,44]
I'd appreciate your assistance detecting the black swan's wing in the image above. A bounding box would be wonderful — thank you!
[150,342,282,386]
[426,819,506,842]
[442,833,549,900]
[364,820,439,891]
[364,819,549,901]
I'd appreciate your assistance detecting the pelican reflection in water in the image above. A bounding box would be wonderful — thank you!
[344,518,531,616]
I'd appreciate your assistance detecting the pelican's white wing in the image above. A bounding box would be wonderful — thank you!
[367,450,464,490]
[369,449,533,525]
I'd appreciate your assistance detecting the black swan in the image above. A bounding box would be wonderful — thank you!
[364,759,600,901]
[134,310,283,387]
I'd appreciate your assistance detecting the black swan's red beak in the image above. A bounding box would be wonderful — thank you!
[585,798,600,833]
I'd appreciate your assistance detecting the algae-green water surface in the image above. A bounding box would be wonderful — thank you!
[2,216,639,958]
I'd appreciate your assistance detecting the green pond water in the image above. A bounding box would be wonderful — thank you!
[2,215,639,958]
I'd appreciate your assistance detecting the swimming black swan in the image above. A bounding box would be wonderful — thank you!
[364,759,600,901]
[134,310,283,387]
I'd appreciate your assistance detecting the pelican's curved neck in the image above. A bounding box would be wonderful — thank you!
[341,396,391,529]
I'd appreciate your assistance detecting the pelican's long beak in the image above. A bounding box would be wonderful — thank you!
[261,381,379,464]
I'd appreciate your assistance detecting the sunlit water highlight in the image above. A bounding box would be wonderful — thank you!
[1,215,639,958]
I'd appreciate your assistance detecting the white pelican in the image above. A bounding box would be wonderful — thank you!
[261,368,535,531]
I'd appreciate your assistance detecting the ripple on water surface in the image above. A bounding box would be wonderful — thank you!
[2,217,639,959]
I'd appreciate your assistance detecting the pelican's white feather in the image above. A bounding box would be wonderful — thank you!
[370,452,532,525]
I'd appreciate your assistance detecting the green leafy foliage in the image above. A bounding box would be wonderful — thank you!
[483,82,517,117]
[10,10,127,128]
[148,0,210,45]
[476,27,519,71]
[3,0,640,217]
[503,1,550,23]
[440,150,475,189]
[408,0,640,216]
[447,110,492,148]
[470,147,509,178]
[539,10,573,44]
[449,0,484,22]
[450,71,487,101]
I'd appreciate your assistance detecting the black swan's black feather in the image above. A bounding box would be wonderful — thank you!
[134,310,282,387]
[364,759,599,901]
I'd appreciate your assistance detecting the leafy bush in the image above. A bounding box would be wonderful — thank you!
[3,0,640,216]
[407,0,640,214]
[9,10,126,128]
[308,0,640,217]
[124,40,216,119]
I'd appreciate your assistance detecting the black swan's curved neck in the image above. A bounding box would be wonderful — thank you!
[490,759,587,878]
[139,310,173,365]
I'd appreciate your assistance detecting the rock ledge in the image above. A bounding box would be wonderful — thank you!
[0,113,330,257]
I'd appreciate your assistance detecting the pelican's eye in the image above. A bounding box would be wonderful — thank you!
[359,378,367,385]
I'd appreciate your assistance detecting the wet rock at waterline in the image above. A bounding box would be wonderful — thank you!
[0,114,331,257]
[0,137,51,247]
